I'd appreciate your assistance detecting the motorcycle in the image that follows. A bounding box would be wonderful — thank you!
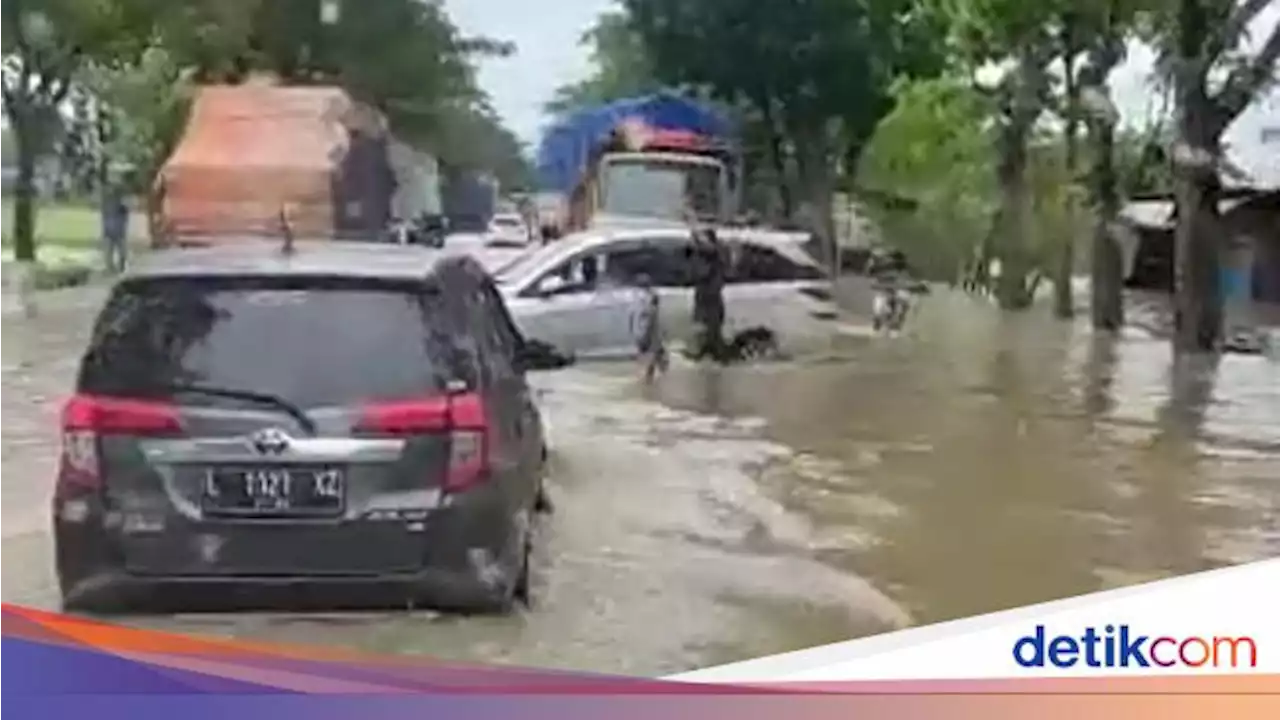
[385,214,447,248]
[872,284,911,333]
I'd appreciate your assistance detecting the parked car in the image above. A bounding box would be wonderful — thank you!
[491,227,840,359]
[55,241,548,614]
[487,212,531,247]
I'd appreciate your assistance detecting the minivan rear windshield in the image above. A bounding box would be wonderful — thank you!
[80,277,458,409]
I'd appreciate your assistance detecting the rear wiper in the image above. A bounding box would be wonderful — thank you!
[158,382,318,435]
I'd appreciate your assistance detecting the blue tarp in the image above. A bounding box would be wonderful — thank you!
[536,93,734,193]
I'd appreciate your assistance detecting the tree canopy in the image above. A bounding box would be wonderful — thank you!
[544,11,659,117]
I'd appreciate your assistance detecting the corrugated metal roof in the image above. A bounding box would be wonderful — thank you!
[1118,200,1175,229]
[1118,192,1273,230]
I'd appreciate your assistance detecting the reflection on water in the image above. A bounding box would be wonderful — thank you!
[649,289,1280,624]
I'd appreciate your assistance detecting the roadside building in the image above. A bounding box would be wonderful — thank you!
[1117,188,1280,307]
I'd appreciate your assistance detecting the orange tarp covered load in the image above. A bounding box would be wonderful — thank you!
[157,84,367,243]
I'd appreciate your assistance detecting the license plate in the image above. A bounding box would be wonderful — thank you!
[201,466,345,517]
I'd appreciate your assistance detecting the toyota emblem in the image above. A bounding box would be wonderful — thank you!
[249,428,291,455]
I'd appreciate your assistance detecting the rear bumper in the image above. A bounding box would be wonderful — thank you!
[58,566,514,615]
[53,497,525,615]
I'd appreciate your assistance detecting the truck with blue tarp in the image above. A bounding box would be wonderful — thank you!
[536,93,740,237]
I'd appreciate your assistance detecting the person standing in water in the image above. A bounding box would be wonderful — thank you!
[632,273,668,381]
[687,220,728,362]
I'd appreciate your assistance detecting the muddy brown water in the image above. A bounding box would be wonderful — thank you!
[2,282,1277,675]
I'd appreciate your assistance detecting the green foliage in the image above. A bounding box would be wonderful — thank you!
[625,0,946,141]
[1114,122,1174,195]
[79,46,194,194]
[154,0,527,192]
[432,105,534,192]
[2,0,163,261]
[858,77,998,281]
[545,11,660,117]
[859,76,1090,285]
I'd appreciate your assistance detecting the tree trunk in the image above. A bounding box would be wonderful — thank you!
[759,99,793,219]
[1053,48,1081,319]
[6,105,43,318]
[10,116,40,264]
[1079,13,1126,330]
[1089,116,1125,330]
[992,47,1048,311]
[1170,0,1223,353]
[1172,162,1222,352]
[793,131,838,276]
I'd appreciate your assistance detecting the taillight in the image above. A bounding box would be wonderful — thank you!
[57,394,183,494]
[356,392,491,493]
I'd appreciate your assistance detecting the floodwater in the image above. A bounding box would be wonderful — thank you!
[2,282,1277,675]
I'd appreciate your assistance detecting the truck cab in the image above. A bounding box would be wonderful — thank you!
[538,95,740,238]
[565,134,737,234]
[592,151,731,227]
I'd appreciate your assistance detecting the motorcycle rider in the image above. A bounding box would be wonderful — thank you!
[869,248,914,330]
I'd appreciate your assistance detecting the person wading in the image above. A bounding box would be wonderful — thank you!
[687,219,729,362]
[632,273,668,381]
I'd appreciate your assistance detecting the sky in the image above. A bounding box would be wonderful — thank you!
[446,0,610,145]
[447,0,1278,184]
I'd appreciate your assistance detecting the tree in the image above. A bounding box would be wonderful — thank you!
[2,0,154,262]
[623,0,947,273]
[1154,0,1280,351]
[434,104,534,192]
[942,0,1076,309]
[88,0,524,210]
[79,45,195,241]
[859,75,1086,292]
[133,0,515,166]
[544,10,660,117]
[1075,1,1134,331]
[858,76,997,282]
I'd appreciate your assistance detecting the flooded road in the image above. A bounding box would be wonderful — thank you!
[3,283,1278,674]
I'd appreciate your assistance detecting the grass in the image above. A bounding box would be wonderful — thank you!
[1,198,148,250]
[1,198,147,291]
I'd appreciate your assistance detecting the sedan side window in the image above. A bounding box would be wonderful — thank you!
[730,244,824,283]
[617,238,695,288]
[604,247,662,286]
[528,254,603,297]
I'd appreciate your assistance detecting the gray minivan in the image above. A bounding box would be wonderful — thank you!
[54,242,548,614]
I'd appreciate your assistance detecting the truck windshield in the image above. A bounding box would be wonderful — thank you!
[599,158,722,221]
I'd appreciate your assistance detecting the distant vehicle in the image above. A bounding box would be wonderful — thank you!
[871,284,911,333]
[536,94,740,236]
[55,241,549,614]
[386,213,446,247]
[491,227,839,359]
[487,213,530,247]
[442,172,498,233]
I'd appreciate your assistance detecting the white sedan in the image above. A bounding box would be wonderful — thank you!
[491,227,839,360]
[487,213,531,246]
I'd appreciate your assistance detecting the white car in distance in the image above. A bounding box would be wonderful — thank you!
[492,227,839,360]
[487,213,531,247]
